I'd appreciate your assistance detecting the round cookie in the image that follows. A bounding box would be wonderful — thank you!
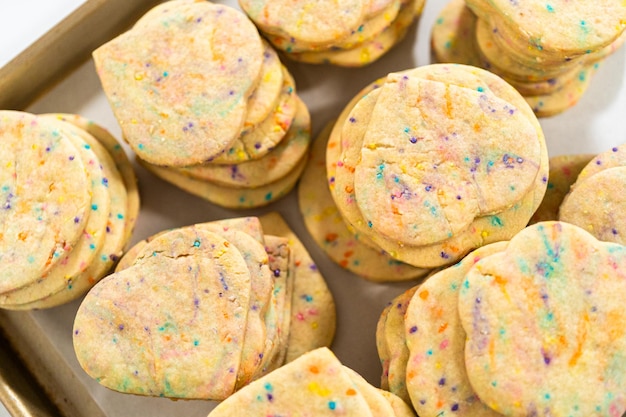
[73,226,253,400]
[430,0,482,67]
[529,153,595,224]
[259,212,336,363]
[299,120,429,281]
[178,97,310,188]
[467,0,626,61]
[0,111,91,294]
[211,68,298,164]
[140,152,307,209]
[376,286,418,403]
[93,0,264,166]
[242,41,285,133]
[404,242,507,417]
[208,348,375,416]
[239,0,368,46]
[331,65,548,268]
[0,118,114,306]
[559,167,626,245]
[287,0,420,67]
[459,221,626,417]
[266,0,402,53]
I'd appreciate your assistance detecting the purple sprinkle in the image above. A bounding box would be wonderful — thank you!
[267,394,273,402]
[254,142,262,149]
[273,269,281,277]
[109,254,119,261]
[194,297,200,306]
[456,195,462,200]
[476,297,481,304]
[451,404,459,412]
[196,17,202,22]
[349,117,356,123]
[547,78,557,85]
[440,251,449,259]
[264,52,271,59]
[229,90,235,96]
[118,324,124,331]
[69,155,75,161]
[409,326,418,333]
[410,137,417,144]
[309,264,318,271]
[544,355,551,365]
[596,160,602,165]
[74,216,80,223]
[542,176,548,183]
[475,157,481,163]
[439,378,446,386]
[425,185,433,191]
[74,329,79,335]
[45,147,51,152]
[613,147,619,152]
[106,226,111,233]
[420,399,426,405]
[612,229,619,235]
[402,75,409,80]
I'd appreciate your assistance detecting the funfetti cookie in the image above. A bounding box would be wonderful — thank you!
[331,64,547,268]
[259,212,336,363]
[94,0,264,166]
[141,151,307,209]
[0,117,114,306]
[529,154,595,225]
[559,145,626,245]
[74,226,253,400]
[209,347,414,417]
[459,221,626,417]
[376,286,418,403]
[430,0,481,67]
[0,111,91,295]
[467,0,626,61]
[178,97,310,188]
[403,242,507,417]
[299,120,429,281]
[559,167,626,245]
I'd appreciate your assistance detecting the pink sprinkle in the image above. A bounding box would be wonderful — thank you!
[440,339,449,350]
[296,312,305,321]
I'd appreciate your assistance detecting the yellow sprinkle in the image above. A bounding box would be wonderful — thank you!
[131,119,138,124]
[416,163,425,170]
[481,230,489,238]
[311,321,319,329]
[366,143,377,150]
[400,164,407,174]
[134,72,144,81]
[360,48,371,63]
[435,361,442,369]
[308,382,331,397]
[31,144,38,150]
[5,162,12,168]
[389,251,398,258]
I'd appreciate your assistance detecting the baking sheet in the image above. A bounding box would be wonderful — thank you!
[1,0,626,415]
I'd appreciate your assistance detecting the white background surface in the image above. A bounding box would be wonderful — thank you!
[0,0,87,67]
[2,0,626,416]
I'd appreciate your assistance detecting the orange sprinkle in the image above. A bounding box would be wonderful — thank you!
[438,322,449,333]
[473,123,481,132]
[419,290,429,300]
[309,365,319,374]
[339,259,349,267]
[345,185,354,193]
[325,233,338,243]
[344,250,354,258]
[346,388,356,396]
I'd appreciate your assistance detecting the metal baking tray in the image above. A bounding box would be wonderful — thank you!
[1,0,625,415]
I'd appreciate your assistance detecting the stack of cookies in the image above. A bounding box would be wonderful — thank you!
[432,0,626,116]
[94,0,310,208]
[209,347,416,416]
[239,0,426,67]
[300,64,548,277]
[73,214,336,400]
[0,111,139,310]
[377,221,626,416]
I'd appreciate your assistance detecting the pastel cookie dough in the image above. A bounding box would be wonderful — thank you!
[73,215,335,400]
[459,222,626,417]
[0,111,138,309]
[240,0,425,67]
[209,347,415,416]
[330,64,548,268]
[95,1,310,208]
[559,144,626,244]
